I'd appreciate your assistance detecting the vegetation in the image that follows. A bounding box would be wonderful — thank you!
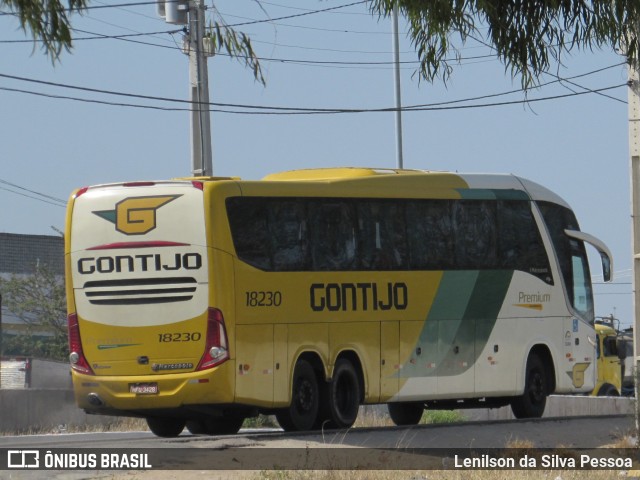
[368,0,640,88]
[3,0,263,82]
[8,1,640,89]
[0,264,67,361]
[1,0,88,60]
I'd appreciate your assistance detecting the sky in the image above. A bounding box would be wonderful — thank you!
[0,0,633,326]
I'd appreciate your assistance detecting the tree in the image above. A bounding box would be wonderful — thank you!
[5,0,265,82]
[0,265,67,360]
[1,0,88,60]
[369,0,640,87]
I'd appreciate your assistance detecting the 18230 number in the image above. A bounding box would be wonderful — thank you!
[245,291,282,307]
[158,332,201,343]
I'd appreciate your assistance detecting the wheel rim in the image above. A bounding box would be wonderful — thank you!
[529,370,545,404]
[295,378,315,414]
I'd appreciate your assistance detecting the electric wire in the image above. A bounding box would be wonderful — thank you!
[0,178,66,207]
[0,76,626,115]
[0,29,183,43]
[222,1,369,28]
[0,65,624,110]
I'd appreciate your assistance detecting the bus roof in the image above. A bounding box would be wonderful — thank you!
[260,168,570,207]
[74,168,570,209]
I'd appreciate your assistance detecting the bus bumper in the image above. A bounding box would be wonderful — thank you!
[71,360,236,413]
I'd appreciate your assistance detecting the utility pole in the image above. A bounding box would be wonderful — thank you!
[391,4,404,169]
[628,49,640,427]
[157,0,213,176]
[188,0,212,176]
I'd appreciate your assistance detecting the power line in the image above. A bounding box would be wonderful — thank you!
[256,1,372,16]
[0,29,182,43]
[0,1,168,15]
[223,1,369,28]
[0,73,626,115]
[0,178,66,208]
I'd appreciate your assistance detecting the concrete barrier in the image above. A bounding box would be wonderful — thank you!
[0,390,635,433]
[462,395,635,421]
[0,389,117,433]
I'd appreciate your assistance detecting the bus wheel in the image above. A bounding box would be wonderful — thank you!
[388,402,424,426]
[276,359,319,432]
[325,359,360,429]
[146,417,186,438]
[511,354,547,419]
[187,415,245,435]
[186,420,206,435]
[205,415,245,435]
[597,384,620,397]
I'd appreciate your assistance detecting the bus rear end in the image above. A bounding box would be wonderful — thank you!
[65,181,235,435]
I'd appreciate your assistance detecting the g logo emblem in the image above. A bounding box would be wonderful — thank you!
[94,195,180,235]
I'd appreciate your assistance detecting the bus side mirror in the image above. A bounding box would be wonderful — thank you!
[601,253,612,283]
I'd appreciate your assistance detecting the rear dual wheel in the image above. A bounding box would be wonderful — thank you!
[317,359,361,429]
[146,417,186,438]
[277,358,362,432]
[276,359,319,432]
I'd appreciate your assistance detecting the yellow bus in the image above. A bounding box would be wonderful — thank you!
[65,168,612,437]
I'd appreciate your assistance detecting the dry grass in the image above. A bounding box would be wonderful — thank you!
[254,470,633,480]
[0,416,147,436]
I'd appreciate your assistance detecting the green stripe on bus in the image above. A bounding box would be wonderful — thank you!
[456,188,530,200]
[399,270,513,378]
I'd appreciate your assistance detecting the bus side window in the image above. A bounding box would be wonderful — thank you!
[537,201,593,318]
[497,200,551,282]
[453,201,497,269]
[357,201,407,270]
[308,201,357,271]
[227,197,272,270]
[571,244,594,319]
[406,200,454,270]
[268,200,309,271]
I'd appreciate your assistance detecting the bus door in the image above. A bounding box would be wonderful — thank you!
[563,230,613,390]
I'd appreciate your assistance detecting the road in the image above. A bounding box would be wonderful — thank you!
[0,414,635,479]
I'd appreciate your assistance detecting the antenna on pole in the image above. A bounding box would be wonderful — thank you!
[157,0,213,176]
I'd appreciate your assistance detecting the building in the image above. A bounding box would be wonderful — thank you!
[0,233,67,388]
[0,232,64,276]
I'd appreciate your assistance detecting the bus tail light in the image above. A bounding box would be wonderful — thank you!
[196,308,229,371]
[67,313,94,375]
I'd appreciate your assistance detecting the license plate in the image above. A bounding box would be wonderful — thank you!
[129,383,158,395]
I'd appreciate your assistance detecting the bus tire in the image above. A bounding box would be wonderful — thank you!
[388,402,424,426]
[324,358,360,429]
[186,420,207,435]
[186,415,245,435]
[206,415,245,435]
[276,359,319,432]
[597,384,619,397]
[511,354,547,419]
[146,417,186,438]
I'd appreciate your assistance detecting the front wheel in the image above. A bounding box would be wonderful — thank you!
[511,354,547,419]
[276,359,319,432]
[146,417,185,438]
